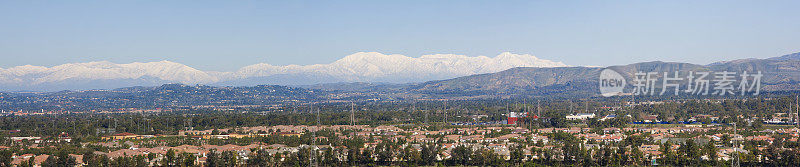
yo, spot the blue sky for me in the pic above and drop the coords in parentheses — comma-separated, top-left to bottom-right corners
(1, 0, 798, 71)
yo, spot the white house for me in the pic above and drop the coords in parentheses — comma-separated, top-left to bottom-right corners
(566, 113, 595, 120)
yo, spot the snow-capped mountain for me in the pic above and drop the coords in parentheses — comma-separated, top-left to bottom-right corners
(0, 61, 217, 84)
(0, 52, 567, 91)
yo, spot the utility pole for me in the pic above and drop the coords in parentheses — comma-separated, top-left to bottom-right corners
(522, 99, 527, 128)
(732, 123, 740, 167)
(585, 100, 589, 113)
(523, 98, 527, 114)
(506, 102, 510, 124)
(411, 101, 417, 124)
(350, 102, 355, 126)
(148, 118, 153, 133)
(444, 100, 448, 124)
(424, 102, 429, 125)
(537, 100, 541, 119)
(310, 104, 320, 167)
(795, 95, 799, 128)
(569, 100, 574, 113)
(188, 117, 192, 131)
(412, 101, 416, 112)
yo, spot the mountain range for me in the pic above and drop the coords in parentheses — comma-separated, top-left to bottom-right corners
(398, 52, 800, 98)
(1, 52, 798, 110)
(0, 52, 567, 91)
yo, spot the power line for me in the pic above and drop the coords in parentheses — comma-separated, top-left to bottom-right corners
(537, 100, 541, 119)
(310, 104, 319, 167)
(444, 100, 448, 124)
(350, 102, 355, 126)
(732, 123, 740, 167)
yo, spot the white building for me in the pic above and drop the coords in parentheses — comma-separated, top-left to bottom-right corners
(566, 113, 595, 120)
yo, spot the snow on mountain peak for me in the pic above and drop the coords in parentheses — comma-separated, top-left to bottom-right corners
(232, 52, 568, 83)
(0, 60, 218, 85)
(0, 52, 568, 90)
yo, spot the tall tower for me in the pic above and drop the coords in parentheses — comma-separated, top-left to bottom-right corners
(537, 100, 541, 119)
(411, 101, 417, 123)
(795, 95, 799, 128)
(310, 104, 320, 167)
(569, 100, 574, 113)
(522, 99, 528, 128)
(424, 102, 429, 125)
(731, 123, 740, 167)
(182, 113, 192, 132)
(506, 103, 510, 124)
(522, 98, 527, 115)
(350, 102, 355, 126)
(585, 100, 589, 113)
(444, 100, 448, 124)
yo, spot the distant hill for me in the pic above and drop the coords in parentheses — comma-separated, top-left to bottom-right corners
(407, 67, 600, 96)
(768, 52, 800, 61)
(405, 57, 800, 97)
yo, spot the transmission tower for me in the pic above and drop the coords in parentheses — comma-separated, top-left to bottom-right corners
(310, 105, 320, 167)
(350, 102, 355, 126)
(525, 99, 530, 129)
(184, 117, 193, 131)
(569, 100, 574, 113)
(522, 99, 527, 128)
(585, 99, 589, 113)
(732, 123, 740, 167)
(444, 100, 448, 124)
(424, 103, 429, 125)
(537, 100, 541, 119)
(506, 102, 510, 124)
(411, 101, 417, 124)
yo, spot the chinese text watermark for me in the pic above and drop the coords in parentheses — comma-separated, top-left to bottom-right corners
(599, 69, 762, 97)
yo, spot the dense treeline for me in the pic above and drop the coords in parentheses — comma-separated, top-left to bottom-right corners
(1, 96, 798, 139)
(1, 130, 798, 166)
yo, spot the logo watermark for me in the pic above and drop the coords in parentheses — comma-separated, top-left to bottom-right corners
(599, 69, 626, 97)
(599, 69, 762, 97)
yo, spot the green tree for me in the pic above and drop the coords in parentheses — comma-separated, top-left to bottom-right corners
(450, 145, 472, 166)
(679, 139, 701, 165)
(181, 153, 196, 167)
(0, 150, 12, 167)
(703, 140, 718, 164)
(163, 149, 178, 167)
(56, 151, 77, 167)
(660, 141, 676, 166)
(510, 144, 525, 165)
(322, 148, 336, 166)
(420, 143, 438, 165)
(41, 156, 58, 167)
(207, 150, 219, 167)
(221, 150, 238, 167)
(18, 158, 34, 167)
(41, 150, 76, 167)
